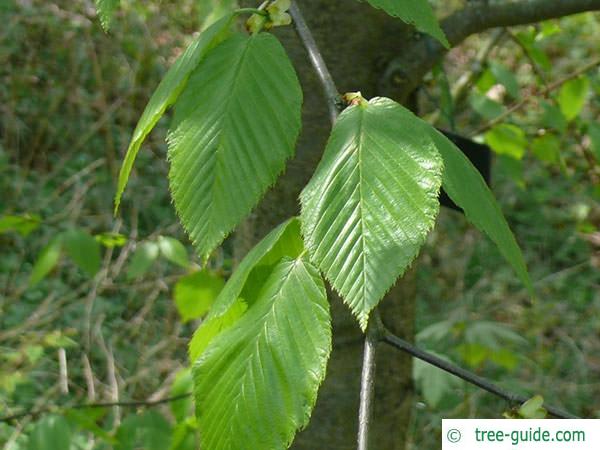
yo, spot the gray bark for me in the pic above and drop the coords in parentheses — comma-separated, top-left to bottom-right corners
(235, 0, 600, 448)
(236, 1, 417, 449)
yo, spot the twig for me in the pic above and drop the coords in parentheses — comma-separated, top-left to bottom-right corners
(0, 393, 192, 424)
(58, 348, 69, 395)
(382, 329, 579, 419)
(82, 353, 97, 401)
(357, 313, 383, 450)
(472, 57, 600, 135)
(289, 2, 343, 124)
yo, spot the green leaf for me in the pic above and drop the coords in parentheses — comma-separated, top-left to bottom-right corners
(62, 229, 102, 276)
(127, 241, 160, 279)
(189, 298, 247, 364)
(476, 69, 496, 93)
(158, 236, 190, 268)
(170, 369, 194, 423)
(174, 270, 224, 322)
(464, 321, 526, 349)
(95, 232, 127, 248)
(168, 32, 302, 259)
(193, 257, 331, 450)
(115, 411, 172, 450)
(362, 0, 449, 47)
(484, 123, 527, 160)
(531, 134, 560, 163)
(489, 62, 520, 99)
(198, 0, 237, 29)
(209, 218, 303, 320)
(64, 409, 115, 444)
(558, 76, 589, 121)
(114, 15, 234, 212)
(301, 97, 442, 329)
(0, 213, 41, 236)
(28, 415, 71, 450)
(416, 320, 455, 343)
(469, 93, 505, 121)
(429, 129, 533, 293)
(413, 352, 462, 407)
(540, 101, 567, 133)
(95, 0, 120, 31)
(587, 122, 600, 162)
(29, 237, 63, 286)
(518, 395, 547, 419)
(515, 30, 550, 71)
(170, 419, 198, 450)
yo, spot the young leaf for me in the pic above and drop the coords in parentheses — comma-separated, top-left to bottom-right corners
(361, 0, 449, 47)
(29, 237, 63, 286)
(95, 232, 127, 248)
(193, 257, 331, 450)
(0, 213, 41, 237)
(301, 97, 442, 330)
(126, 241, 160, 279)
(174, 270, 224, 322)
(114, 15, 234, 212)
(518, 395, 547, 419)
(95, 0, 120, 31)
(158, 236, 190, 268)
(558, 76, 589, 121)
(62, 229, 102, 277)
(168, 32, 302, 259)
(429, 128, 533, 293)
(484, 123, 527, 160)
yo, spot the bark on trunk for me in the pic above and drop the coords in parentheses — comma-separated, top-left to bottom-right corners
(236, 2, 418, 448)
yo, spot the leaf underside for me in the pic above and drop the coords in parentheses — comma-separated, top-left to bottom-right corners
(208, 218, 304, 320)
(168, 32, 302, 259)
(193, 257, 331, 450)
(301, 97, 443, 329)
(428, 128, 533, 294)
(362, 0, 449, 47)
(114, 15, 234, 212)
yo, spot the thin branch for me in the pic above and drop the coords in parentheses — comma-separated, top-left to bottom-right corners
(472, 57, 600, 135)
(0, 393, 192, 424)
(289, 2, 342, 124)
(357, 313, 383, 450)
(382, 330, 579, 419)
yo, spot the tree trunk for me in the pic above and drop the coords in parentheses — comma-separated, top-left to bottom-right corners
(236, 2, 418, 448)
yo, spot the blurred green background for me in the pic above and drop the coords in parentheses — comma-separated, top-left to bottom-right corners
(1, 0, 599, 449)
